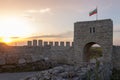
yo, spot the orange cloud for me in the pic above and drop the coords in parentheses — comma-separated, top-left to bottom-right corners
(27, 31, 73, 39)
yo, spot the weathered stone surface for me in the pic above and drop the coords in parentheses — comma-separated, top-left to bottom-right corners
(113, 46, 120, 70)
(0, 19, 120, 80)
(74, 19, 113, 64)
(21, 63, 112, 80)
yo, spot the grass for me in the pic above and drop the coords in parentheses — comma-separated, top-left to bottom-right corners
(89, 47, 120, 80)
(89, 47, 102, 59)
(0, 60, 55, 73)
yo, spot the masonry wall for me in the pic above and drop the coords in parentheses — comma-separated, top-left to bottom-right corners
(0, 43, 74, 65)
(113, 46, 120, 70)
(74, 19, 113, 65)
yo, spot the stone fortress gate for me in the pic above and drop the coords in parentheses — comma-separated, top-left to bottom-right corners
(20, 19, 120, 80)
(73, 19, 113, 65)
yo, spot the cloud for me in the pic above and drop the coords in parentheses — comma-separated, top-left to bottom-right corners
(10, 37, 20, 39)
(27, 31, 73, 39)
(26, 8, 51, 14)
(39, 8, 51, 13)
(59, 31, 73, 38)
(26, 10, 37, 13)
(28, 35, 61, 38)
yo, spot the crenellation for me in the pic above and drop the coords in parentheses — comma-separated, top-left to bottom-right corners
(38, 40, 43, 47)
(60, 41, 64, 47)
(44, 41, 48, 46)
(66, 42, 70, 47)
(27, 41, 32, 47)
(33, 40, 37, 46)
(54, 41, 59, 46)
(26, 40, 74, 48)
(49, 42, 53, 46)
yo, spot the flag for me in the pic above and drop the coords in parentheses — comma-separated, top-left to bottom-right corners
(89, 8, 97, 16)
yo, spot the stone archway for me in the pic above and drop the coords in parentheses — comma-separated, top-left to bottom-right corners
(83, 42, 103, 62)
(74, 19, 113, 65)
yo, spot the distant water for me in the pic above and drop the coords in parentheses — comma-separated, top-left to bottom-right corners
(0, 72, 39, 80)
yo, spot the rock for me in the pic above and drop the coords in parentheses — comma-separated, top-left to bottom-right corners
(21, 63, 111, 80)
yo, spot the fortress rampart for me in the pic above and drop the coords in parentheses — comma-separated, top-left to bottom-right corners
(0, 19, 120, 75)
(0, 40, 74, 65)
(27, 40, 73, 47)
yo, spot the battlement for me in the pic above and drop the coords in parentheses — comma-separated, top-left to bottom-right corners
(27, 40, 73, 47)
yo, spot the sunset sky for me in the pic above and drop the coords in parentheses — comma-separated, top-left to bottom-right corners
(0, 0, 120, 46)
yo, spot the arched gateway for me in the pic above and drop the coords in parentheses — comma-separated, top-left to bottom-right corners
(83, 42, 103, 62)
(74, 19, 113, 65)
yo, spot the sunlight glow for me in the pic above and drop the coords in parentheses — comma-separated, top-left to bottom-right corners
(2, 37, 12, 43)
(0, 16, 34, 38)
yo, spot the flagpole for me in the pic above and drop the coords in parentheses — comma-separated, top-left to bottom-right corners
(96, 6, 98, 20)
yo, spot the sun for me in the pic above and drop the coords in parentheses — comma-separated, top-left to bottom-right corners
(2, 37, 12, 43)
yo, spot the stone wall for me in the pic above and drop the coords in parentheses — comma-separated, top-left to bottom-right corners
(27, 40, 73, 47)
(74, 19, 113, 66)
(0, 44, 74, 65)
(113, 46, 120, 70)
(0, 19, 120, 80)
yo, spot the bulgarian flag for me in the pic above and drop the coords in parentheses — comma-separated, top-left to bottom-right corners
(89, 8, 97, 16)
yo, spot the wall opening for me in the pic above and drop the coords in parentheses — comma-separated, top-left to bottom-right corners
(93, 27, 95, 33)
(83, 42, 103, 63)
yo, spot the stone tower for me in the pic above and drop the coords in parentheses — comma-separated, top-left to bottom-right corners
(74, 19, 113, 65)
